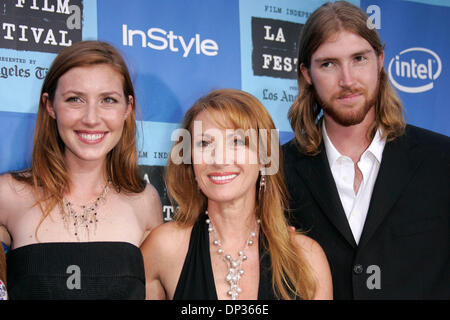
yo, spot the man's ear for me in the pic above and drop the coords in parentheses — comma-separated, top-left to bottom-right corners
(299, 63, 312, 85)
(378, 51, 385, 73)
(43, 93, 56, 119)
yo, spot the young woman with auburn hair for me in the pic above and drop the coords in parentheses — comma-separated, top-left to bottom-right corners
(0, 41, 162, 299)
(141, 89, 332, 300)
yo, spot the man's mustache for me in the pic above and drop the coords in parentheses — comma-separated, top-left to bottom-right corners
(335, 88, 365, 99)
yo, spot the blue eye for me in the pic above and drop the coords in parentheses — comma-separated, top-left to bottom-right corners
(196, 140, 211, 148)
(233, 138, 246, 146)
(103, 97, 118, 104)
(321, 61, 334, 68)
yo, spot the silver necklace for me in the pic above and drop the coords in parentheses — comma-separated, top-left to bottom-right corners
(60, 183, 110, 241)
(205, 210, 260, 300)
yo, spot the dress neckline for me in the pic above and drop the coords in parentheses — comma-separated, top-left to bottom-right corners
(9, 241, 139, 254)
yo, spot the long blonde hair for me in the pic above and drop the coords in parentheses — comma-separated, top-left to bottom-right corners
(166, 89, 316, 299)
(13, 41, 145, 237)
(289, 1, 406, 155)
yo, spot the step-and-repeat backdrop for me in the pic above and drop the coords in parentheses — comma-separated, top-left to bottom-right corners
(1, 0, 448, 220)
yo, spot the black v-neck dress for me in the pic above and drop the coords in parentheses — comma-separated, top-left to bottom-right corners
(173, 214, 277, 300)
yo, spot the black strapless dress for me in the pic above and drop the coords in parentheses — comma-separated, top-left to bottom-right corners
(6, 241, 145, 300)
(173, 214, 277, 300)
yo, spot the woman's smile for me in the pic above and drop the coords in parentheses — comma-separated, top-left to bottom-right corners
(75, 130, 108, 144)
(207, 172, 239, 184)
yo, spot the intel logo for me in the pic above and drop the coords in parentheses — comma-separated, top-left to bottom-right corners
(388, 47, 442, 93)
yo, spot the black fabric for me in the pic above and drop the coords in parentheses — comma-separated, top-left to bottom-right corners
(6, 241, 145, 300)
(174, 214, 278, 300)
(283, 124, 450, 299)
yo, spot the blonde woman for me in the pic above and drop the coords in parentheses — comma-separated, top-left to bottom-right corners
(0, 41, 162, 299)
(141, 89, 332, 300)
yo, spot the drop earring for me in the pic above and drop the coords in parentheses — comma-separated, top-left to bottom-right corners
(259, 174, 266, 193)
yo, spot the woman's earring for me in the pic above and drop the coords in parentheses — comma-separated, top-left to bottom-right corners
(259, 174, 266, 193)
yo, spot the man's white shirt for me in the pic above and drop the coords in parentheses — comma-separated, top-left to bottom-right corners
(322, 121, 386, 244)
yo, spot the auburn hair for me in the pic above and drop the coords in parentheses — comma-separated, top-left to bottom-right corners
(166, 89, 316, 299)
(13, 40, 145, 237)
(289, 1, 406, 155)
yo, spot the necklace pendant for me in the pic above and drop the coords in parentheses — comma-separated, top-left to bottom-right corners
(227, 282, 242, 300)
(206, 212, 260, 300)
(60, 182, 110, 241)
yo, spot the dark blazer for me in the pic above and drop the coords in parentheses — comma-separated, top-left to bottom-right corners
(283, 125, 449, 299)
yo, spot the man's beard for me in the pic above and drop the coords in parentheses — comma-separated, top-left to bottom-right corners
(314, 80, 380, 127)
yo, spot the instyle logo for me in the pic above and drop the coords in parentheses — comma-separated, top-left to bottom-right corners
(122, 24, 219, 58)
(388, 47, 442, 93)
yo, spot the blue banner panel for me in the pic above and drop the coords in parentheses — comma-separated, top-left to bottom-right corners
(0, 111, 35, 174)
(361, 0, 450, 136)
(97, 0, 241, 124)
(404, 0, 450, 7)
(136, 121, 180, 166)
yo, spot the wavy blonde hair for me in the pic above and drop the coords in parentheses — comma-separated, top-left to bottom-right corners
(289, 1, 406, 155)
(166, 89, 316, 299)
(13, 41, 145, 238)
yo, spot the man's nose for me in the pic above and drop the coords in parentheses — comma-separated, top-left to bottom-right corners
(338, 64, 356, 88)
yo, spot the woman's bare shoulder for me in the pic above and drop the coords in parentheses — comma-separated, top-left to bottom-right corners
(0, 173, 17, 192)
(292, 233, 329, 264)
(294, 233, 320, 251)
(141, 182, 161, 202)
(0, 173, 34, 214)
(126, 181, 160, 205)
(122, 182, 163, 233)
(140, 182, 163, 225)
(141, 221, 191, 255)
(0, 172, 32, 195)
(141, 220, 193, 299)
(293, 232, 333, 299)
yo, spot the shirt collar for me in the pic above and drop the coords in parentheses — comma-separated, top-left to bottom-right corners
(322, 121, 386, 166)
(365, 127, 385, 163)
(322, 120, 342, 169)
